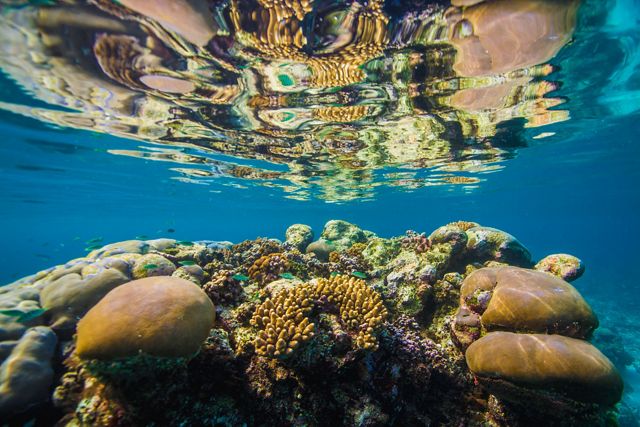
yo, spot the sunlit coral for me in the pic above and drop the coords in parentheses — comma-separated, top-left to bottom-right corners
(248, 253, 289, 286)
(314, 276, 387, 351)
(250, 283, 315, 358)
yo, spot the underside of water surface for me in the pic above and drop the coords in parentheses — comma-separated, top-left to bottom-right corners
(0, 0, 639, 426)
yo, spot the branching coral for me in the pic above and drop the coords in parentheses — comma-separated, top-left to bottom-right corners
(248, 253, 289, 286)
(250, 275, 388, 357)
(250, 284, 315, 358)
(314, 276, 387, 351)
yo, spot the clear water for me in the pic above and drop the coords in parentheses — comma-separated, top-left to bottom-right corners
(0, 0, 639, 423)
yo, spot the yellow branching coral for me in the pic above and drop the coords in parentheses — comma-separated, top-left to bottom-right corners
(314, 276, 387, 351)
(248, 253, 289, 286)
(447, 221, 479, 231)
(250, 284, 315, 357)
(312, 106, 371, 123)
(250, 275, 387, 357)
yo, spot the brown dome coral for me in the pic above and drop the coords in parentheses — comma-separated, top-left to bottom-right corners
(466, 332, 623, 405)
(76, 276, 215, 360)
(459, 266, 597, 338)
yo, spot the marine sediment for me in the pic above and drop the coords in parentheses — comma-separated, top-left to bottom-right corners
(0, 220, 623, 425)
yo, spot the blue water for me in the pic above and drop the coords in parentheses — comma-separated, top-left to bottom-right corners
(1, 0, 639, 422)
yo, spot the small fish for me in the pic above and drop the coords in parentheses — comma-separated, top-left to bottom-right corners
(143, 264, 158, 270)
(177, 240, 194, 246)
(232, 274, 249, 282)
(85, 237, 103, 244)
(17, 308, 47, 322)
(35, 254, 51, 260)
(85, 244, 103, 251)
(135, 235, 148, 240)
(0, 308, 47, 323)
(279, 273, 295, 280)
(352, 271, 368, 279)
(167, 228, 176, 233)
(179, 260, 196, 266)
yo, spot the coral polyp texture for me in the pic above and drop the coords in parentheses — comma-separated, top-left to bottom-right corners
(0, 220, 625, 425)
(247, 252, 289, 286)
(313, 276, 387, 351)
(250, 283, 315, 358)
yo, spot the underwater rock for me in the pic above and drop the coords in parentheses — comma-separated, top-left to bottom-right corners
(465, 226, 532, 266)
(132, 253, 177, 279)
(87, 239, 149, 259)
(320, 220, 371, 252)
(305, 239, 335, 262)
(0, 326, 57, 417)
(41, 268, 130, 332)
(466, 331, 623, 405)
(172, 264, 206, 285)
(76, 276, 215, 360)
(535, 253, 584, 282)
(362, 238, 400, 267)
(460, 266, 598, 338)
(285, 223, 314, 252)
(0, 286, 43, 342)
(80, 257, 131, 279)
(428, 224, 468, 257)
(145, 238, 177, 252)
(197, 240, 233, 251)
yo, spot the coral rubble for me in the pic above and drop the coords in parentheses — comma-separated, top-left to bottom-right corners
(0, 220, 624, 425)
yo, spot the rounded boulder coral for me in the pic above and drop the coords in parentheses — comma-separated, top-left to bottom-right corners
(76, 276, 215, 360)
(466, 331, 623, 405)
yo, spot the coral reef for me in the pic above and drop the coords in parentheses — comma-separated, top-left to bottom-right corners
(0, 220, 622, 425)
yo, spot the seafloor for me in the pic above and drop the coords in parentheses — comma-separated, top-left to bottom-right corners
(0, 220, 626, 426)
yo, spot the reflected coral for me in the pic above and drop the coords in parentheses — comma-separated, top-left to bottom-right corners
(0, 0, 579, 201)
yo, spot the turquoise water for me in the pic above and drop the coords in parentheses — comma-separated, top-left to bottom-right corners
(1, 0, 639, 424)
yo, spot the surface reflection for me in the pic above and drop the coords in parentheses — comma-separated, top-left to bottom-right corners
(0, 0, 578, 200)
